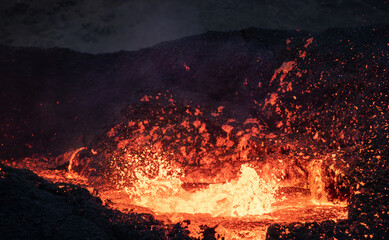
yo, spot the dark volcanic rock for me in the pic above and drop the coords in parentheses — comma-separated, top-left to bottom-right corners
(0, 164, 189, 240)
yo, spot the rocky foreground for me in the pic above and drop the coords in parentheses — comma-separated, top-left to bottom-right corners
(0, 164, 193, 240)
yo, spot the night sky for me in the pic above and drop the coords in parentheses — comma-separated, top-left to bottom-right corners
(0, 0, 388, 53)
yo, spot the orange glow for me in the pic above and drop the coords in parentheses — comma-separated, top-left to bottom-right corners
(5, 92, 351, 239)
(270, 61, 296, 83)
(304, 37, 314, 48)
(123, 163, 278, 217)
(184, 63, 190, 71)
(67, 147, 86, 172)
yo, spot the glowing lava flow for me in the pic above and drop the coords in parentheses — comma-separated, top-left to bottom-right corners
(125, 163, 278, 217)
(6, 147, 349, 240)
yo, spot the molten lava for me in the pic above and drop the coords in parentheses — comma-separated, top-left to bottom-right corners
(5, 93, 353, 239)
(126, 163, 278, 217)
(8, 147, 348, 239)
